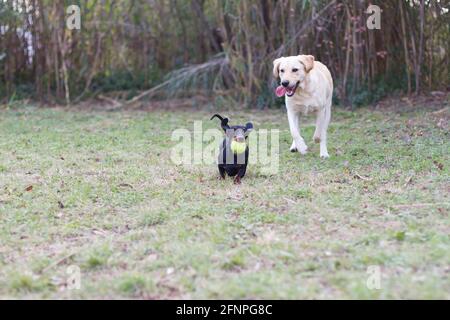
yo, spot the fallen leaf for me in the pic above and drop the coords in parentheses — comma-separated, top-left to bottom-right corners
(354, 173, 372, 181)
(92, 228, 108, 236)
(433, 161, 444, 171)
(404, 175, 414, 186)
(118, 183, 134, 189)
(166, 267, 175, 275)
(436, 118, 447, 129)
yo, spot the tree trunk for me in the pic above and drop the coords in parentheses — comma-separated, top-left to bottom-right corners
(416, 0, 425, 95)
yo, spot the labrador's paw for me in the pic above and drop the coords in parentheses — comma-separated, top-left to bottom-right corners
(290, 141, 297, 153)
(298, 145, 308, 155)
(320, 152, 330, 159)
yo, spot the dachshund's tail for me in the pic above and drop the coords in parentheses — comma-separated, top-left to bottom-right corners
(210, 114, 224, 121)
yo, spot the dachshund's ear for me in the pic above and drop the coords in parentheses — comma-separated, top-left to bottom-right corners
(273, 57, 283, 78)
(221, 118, 230, 131)
(245, 122, 253, 133)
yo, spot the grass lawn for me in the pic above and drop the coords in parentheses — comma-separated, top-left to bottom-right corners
(0, 104, 449, 299)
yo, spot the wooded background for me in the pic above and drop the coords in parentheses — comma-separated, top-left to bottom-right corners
(0, 0, 448, 107)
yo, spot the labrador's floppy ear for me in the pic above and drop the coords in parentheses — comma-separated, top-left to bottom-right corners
(245, 122, 253, 134)
(298, 55, 315, 73)
(272, 58, 283, 78)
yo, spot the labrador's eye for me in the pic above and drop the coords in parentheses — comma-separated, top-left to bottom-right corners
(292, 68, 298, 72)
(280, 69, 285, 73)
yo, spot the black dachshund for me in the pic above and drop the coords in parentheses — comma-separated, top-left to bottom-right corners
(211, 114, 253, 184)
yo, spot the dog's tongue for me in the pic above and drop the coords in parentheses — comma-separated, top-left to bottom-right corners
(275, 86, 286, 97)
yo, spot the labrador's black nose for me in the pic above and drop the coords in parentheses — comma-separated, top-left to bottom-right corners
(281, 80, 289, 87)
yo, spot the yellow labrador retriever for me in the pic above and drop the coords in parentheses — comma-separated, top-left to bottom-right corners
(273, 55, 333, 158)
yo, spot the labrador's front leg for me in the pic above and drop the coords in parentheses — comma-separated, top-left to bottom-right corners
(314, 105, 330, 158)
(287, 108, 308, 154)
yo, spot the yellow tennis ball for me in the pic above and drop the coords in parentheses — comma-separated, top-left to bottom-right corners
(230, 140, 246, 154)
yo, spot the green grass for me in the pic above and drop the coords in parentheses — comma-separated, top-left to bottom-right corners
(0, 105, 449, 299)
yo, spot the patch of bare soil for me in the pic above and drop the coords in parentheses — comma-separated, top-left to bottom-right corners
(42, 92, 211, 112)
(373, 91, 449, 114)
